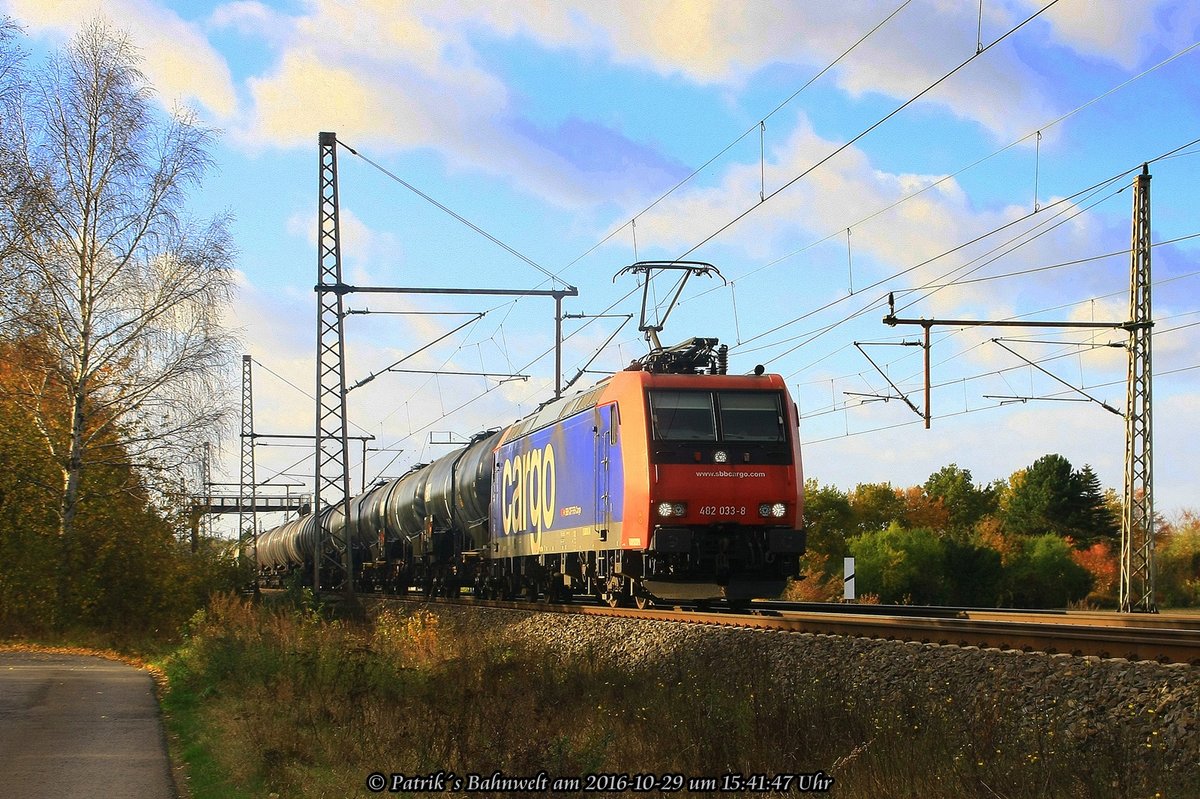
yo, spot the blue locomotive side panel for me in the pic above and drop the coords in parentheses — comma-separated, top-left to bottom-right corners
(490, 403, 624, 558)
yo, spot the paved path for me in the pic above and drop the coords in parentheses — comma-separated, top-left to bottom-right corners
(0, 651, 176, 799)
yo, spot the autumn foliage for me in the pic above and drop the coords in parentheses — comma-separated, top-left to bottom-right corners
(0, 337, 237, 641)
(793, 458, 1195, 609)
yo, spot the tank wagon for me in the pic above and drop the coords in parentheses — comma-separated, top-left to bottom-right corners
(254, 338, 805, 606)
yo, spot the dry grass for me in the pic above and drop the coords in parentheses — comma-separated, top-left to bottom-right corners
(160, 594, 1196, 799)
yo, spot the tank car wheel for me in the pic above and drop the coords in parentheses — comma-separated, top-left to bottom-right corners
(543, 577, 567, 604)
(633, 593, 652, 610)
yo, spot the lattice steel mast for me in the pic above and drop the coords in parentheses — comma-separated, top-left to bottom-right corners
(310, 133, 578, 597)
(201, 442, 212, 541)
(1121, 165, 1155, 613)
(883, 166, 1158, 612)
(238, 355, 256, 565)
(314, 132, 356, 597)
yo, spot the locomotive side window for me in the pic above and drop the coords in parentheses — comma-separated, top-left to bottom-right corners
(717, 392, 785, 442)
(649, 390, 717, 441)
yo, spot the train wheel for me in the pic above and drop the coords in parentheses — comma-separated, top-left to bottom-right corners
(633, 593, 651, 610)
(600, 576, 625, 608)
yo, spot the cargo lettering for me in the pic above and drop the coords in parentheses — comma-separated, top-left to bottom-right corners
(500, 443, 556, 536)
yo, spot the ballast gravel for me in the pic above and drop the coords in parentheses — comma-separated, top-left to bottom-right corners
(410, 603, 1199, 774)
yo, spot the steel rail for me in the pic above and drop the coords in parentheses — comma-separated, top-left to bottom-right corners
(750, 600, 1200, 630)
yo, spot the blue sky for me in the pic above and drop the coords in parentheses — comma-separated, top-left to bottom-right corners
(5, 0, 1199, 521)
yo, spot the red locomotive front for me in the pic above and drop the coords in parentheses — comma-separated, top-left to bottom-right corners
(607, 368, 806, 602)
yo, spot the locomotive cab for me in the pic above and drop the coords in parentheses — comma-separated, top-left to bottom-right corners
(630, 372, 806, 601)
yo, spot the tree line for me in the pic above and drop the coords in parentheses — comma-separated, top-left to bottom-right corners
(791, 456, 1200, 608)
(0, 21, 239, 640)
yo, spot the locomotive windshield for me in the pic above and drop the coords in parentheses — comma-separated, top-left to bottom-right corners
(650, 390, 786, 443)
(718, 392, 785, 442)
(649, 390, 717, 441)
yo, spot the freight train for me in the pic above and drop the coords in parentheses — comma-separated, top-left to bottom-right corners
(253, 338, 805, 606)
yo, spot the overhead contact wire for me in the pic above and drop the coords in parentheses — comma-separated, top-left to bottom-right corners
(683, 36, 1200, 305)
(338, 140, 571, 290)
(554, 0, 914, 278)
(669, 0, 1064, 264)
(733, 135, 1200, 358)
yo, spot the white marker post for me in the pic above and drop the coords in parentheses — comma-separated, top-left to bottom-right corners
(844, 557, 855, 602)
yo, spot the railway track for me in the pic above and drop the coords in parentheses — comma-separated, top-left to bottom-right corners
(358, 594, 1200, 665)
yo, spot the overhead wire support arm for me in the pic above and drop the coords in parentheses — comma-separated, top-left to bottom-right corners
(880, 292, 1132, 428)
(378, 368, 530, 383)
(852, 341, 924, 420)
(884, 315, 1132, 331)
(983, 395, 1091, 406)
(991, 337, 1126, 348)
(844, 391, 912, 404)
(252, 432, 376, 442)
(338, 286, 579, 399)
(343, 286, 577, 298)
(347, 313, 485, 393)
(989, 339, 1122, 415)
(562, 313, 635, 393)
(345, 309, 484, 316)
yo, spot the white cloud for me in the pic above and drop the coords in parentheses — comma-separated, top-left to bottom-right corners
(455, 0, 1059, 140)
(202, 0, 1073, 208)
(1019, 0, 1200, 70)
(3, 0, 238, 117)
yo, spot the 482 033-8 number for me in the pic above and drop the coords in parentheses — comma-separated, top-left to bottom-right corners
(698, 505, 747, 517)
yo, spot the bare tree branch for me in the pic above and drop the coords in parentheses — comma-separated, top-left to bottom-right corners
(0, 19, 237, 556)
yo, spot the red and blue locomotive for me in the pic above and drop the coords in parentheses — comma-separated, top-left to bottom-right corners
(255, 337, 806, 605)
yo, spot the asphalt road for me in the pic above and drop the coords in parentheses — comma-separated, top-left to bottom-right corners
(0, 651, 176, 799)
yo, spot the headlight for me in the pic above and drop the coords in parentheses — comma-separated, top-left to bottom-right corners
(713, 450, 728, 463)
(758, 503, 771, 517)
(771, 502, 787, 518)
(657, 502, 687, 518)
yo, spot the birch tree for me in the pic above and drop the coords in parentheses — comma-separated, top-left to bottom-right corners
(0, 21, 236, 617)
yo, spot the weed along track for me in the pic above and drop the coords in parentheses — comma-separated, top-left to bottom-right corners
(177, 593, 1198, 797)
(372, 594, 1200, 665)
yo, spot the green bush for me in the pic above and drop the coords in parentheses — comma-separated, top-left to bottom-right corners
(1157, 517, 1200, 607)
(942, 539, 1004, 607)
(849, 524, 946, 604)
(1003, 534, 1093, 608)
